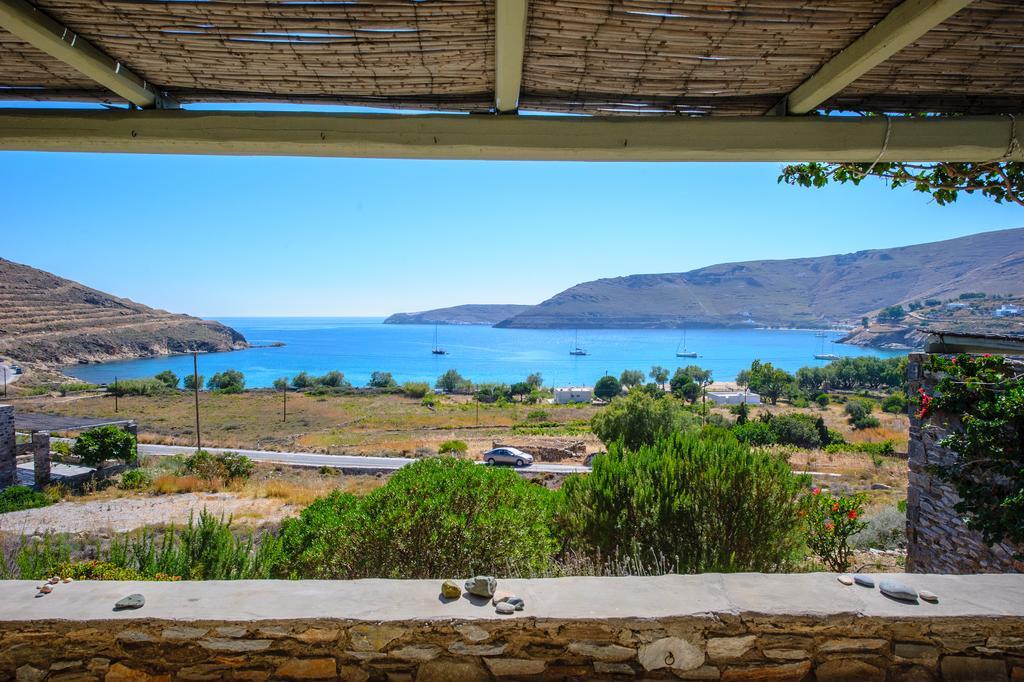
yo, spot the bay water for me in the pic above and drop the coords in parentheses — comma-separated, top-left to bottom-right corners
(64, 317, 902, 389)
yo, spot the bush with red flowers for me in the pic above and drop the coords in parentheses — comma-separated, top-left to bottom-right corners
(804, 488, 867, 571)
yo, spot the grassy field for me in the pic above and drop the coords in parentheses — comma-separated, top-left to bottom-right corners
(19, 390, 604, 458)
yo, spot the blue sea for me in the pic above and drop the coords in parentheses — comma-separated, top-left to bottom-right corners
(64, 317, 902, 389)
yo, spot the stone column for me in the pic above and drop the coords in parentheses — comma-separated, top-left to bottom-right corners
(32, 431, 51, 488)
(0, 404, 15, 487)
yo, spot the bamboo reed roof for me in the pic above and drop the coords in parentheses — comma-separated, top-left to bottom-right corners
(2, 0, 1023, 116)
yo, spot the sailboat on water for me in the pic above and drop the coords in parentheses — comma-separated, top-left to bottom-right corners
(814, 336, 839, 361)
(676, 327, 698, 358)
(569, 329, 588, 356)
(431, 324, 448, 355)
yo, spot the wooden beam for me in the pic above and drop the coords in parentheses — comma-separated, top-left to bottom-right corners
(0, 0, 172, 109)
(0, 110, 1020, 162)
(784, 0, 973, 115)
(494, 0, 528, 113)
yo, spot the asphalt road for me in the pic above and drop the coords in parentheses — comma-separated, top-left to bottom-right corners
(135, 443, 591, 475)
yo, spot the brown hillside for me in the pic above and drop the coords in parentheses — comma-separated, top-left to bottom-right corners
(0, 258, 247, 368)
(496, 228, 1024, 329)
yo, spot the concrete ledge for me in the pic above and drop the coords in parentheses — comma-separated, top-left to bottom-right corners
(2, 574, 1024, 680)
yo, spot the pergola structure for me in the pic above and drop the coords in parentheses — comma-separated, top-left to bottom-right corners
(0, 0, 1022, 161)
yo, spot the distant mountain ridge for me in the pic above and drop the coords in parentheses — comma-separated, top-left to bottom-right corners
(495, 228, 1024, 329)
(0, 258, 247, 369)
(384, 304, 532, 326)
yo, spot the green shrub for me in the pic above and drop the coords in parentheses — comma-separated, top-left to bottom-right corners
(824, 440, 895, 456)
(558, 431, 809, 573)
(72, 425, 136, 467)
(119, 469, 152, 491)
(594, 375, 622, 401)
(0, 485, 52, 513)
(278, 457, 558, 579)
(526, 408, 550, 422)
(851, 505, 906, 551)
(184, 450, 254, 482)
(368, 371, 398, 389)
(58, 382, 97, 396)
(881, 392, 908, 414)
(103, 510, 282, 580)
(845, 398, 880, 429)
(589, 391, 695, 450)
(438, 439, 468, 456)
(815, 394, 830, 408)
(51, 440, 72, 461)
(207, 369, 245, 393)
(54, 560, 151, 581)
(435, 369, 472, 394)
(154, 370, 179, 390)
(731, 420, 775, 446)
(805, 489, 867, 571)
(420, 392, 439, 408)
(109, 378, 168, 397)
(402, 382, 430, 398)
(183, 374, 204, 391)
(768, 413, 824, 449)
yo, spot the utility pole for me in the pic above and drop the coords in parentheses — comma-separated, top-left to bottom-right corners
(193, 352, 201, 452)
(114, 376, 118, 413)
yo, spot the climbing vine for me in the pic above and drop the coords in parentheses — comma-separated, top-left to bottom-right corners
(917, 354, 1024, 548)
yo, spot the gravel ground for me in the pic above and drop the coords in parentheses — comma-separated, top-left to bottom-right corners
(0, 493, 294, 535)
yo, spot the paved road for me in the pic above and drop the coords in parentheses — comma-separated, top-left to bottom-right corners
(135, 443, 591, 475)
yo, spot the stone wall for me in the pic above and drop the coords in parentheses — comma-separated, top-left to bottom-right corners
(0, 404, 14, 487)
(906, 353, 1024, 574)
(2, 574, 1023, 681)
(492, 437, 587, 462)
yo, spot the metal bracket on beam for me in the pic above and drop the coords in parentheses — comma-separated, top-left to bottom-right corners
(0, 0, 173, 109)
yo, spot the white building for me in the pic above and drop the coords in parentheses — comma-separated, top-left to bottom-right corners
(994, 304, 1021, 318)
(946, 302, 968, 310)
(553, 386, 593, 404)
(706, 391, 761, 406)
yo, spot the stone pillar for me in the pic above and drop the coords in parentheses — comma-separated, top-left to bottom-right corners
(0, 404, 15, 487)
(32, 431, 51, 488)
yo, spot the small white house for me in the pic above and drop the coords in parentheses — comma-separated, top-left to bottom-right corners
(706, 391, 761, 406)
(994, 304, 1021, 318)
(553, 386, 593, 404)
(946, 302, 968, 310)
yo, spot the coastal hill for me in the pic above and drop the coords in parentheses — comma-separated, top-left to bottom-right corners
(0, 258, 247, 369)
(384, 304, 531, 326)
(495, 228, 1024, 329)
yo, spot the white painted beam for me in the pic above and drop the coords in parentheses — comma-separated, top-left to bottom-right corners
(494, 0, 528, 113)
(784, 0, 973, 115)
(1, 110, 1020, 162)
(0, 0, 172, 108)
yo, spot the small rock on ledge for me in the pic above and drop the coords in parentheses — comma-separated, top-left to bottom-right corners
(464, 576, 497, 598)
(441, 580, 461, 599)
(114, 594, 145, 611)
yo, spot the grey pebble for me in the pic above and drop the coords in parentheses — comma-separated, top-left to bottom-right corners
(853, 575, 875, 588)
(506, 597, 525, 611)
(837, 575, 853, 585)
(879, 579, 918, 602)
(495, 602, 516, 615)
(464, 576, 497, 598)
(919, 590, 939, 603)
(114, 593, 145, 611)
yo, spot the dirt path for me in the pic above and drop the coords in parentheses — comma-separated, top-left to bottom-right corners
(0, 493, 296, 535)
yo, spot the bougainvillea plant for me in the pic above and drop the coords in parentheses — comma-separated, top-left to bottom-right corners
(918, 353, 1024, 548)
(804, 488, 867, 572)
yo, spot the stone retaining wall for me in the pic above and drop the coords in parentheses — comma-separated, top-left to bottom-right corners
(1, 574, 1023, 681)
(0, 404, 14, 487)
(906, 353, 1024, 574)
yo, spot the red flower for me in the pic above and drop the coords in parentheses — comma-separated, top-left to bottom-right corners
(983, 353, 992, 358)
(812, 487, 821, 496)
(848, 510, 858, 520)
(832, 502, 840, 512)
(825, 522, 834, 532)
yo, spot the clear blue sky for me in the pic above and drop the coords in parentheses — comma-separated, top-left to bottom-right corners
(2, 106, 1021, 317)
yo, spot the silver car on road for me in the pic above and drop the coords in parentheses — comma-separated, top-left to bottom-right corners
(483, 447, 534, 468)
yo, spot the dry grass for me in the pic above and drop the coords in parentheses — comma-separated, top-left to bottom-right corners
(150, 474, 217, 495)
(20, 391, 603, 458)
